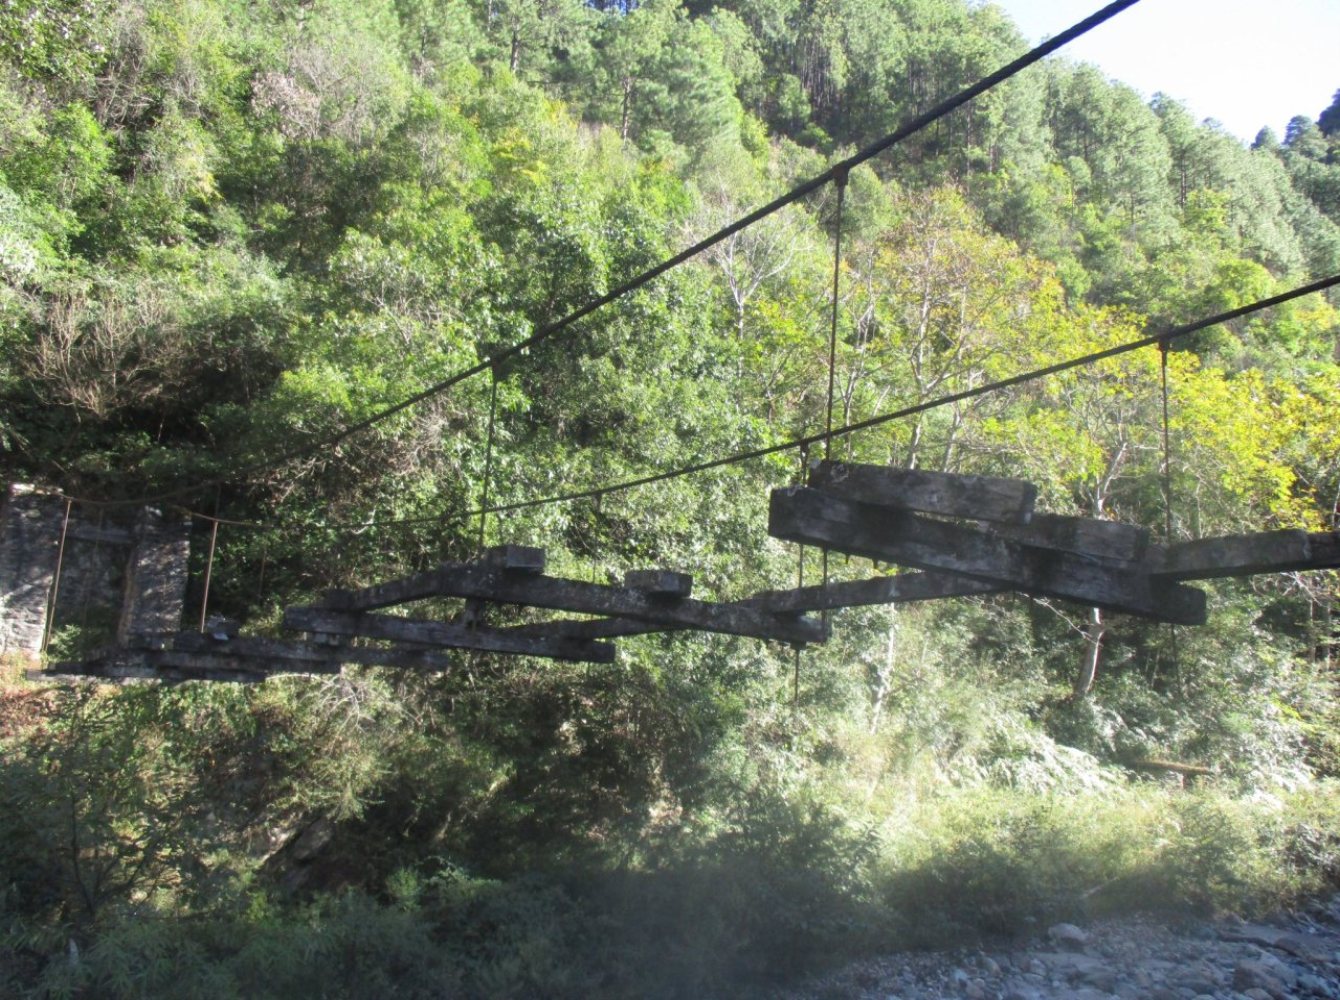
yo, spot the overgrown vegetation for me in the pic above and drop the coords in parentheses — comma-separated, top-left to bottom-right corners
(2, 0, 1338, 995)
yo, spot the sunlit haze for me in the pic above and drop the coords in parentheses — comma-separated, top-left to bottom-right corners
(991, 0, 1340, 142)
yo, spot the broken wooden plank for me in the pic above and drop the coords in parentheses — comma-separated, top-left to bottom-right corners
(988, 514, 1150, 562)
(769, 487, 1206, 625)
(809, 459, 1037, 523)
(321, 566, 826, 645)
(1150, 530, 1340, 581)
(624, 569, 693, 597)
(284, 606, 617, 663)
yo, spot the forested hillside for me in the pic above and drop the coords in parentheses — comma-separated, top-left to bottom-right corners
(2, 0, 1339, 996)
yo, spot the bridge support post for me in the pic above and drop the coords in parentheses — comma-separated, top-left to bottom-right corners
(0, 484, 66, 664)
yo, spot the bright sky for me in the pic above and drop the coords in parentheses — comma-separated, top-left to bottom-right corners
(991, 0, 1340, 143)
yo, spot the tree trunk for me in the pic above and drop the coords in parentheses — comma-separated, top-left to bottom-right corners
(620, 77, 633, 142)
(1074, 606, 1105, 699)
(868, 610, 898, 735)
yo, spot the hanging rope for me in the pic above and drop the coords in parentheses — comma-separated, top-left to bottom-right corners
(793, 443, 810, 709)
(1157, 337, 1180, 681)
(819, 168, 850, 632)
(824, 167, 849, 461)
(478, 366, 501, 550)
(1158, 338, 1175, 542)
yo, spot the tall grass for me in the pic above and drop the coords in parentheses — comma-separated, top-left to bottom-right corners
(10, 780, 1340, 999)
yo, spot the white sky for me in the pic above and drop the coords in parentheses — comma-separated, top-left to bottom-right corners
(991, 0, 1340, 143)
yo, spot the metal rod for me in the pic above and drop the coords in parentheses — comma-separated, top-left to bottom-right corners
(199, 519, 220, 633)
(41, 498, 73, 654)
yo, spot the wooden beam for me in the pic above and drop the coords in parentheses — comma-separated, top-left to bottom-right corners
(809, 460, 1036, 523)
(324, 549, 547, 612)
(988, 514, 1150, 561)
(484, 544, 546, 573)
(171, 632, 462, 671)
(769, 487, 1206, 625)
(505, 572, 1007, 640)
(172, 632, 337, 662)
(745, 572, 1008, 613)
(321, 566, 826, 646)
(1150, 530, 1340, 581)
(624, 569, 693, 597)
(157, 650, 343, 676)
(33, 654, 270, 685)
(285, 607, 617, 663)
(506, 616, 675, 640)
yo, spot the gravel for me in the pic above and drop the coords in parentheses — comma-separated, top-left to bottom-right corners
(775, 894, 1340, 1000)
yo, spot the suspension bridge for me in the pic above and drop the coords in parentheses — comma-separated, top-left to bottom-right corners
(3, 0, 1336, 684)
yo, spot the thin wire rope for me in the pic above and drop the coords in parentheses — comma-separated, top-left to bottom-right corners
(158, 270, 1340, 539)
(795, 442, 809, 592)
(64, 0, 1143, 512)
(1159, 341, 1175, 543)
(46, 272, 1340, 543)
(793, 444, 807, 710)
(1158, 338, 1181, 681)
(824, 169, 849, 460)
(821, 169, 850, 622)
(478, 369, 501, 549)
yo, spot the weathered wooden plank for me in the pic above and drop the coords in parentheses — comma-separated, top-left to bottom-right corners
(505, 572, 1007, 640)
(326, 549, 546, 612)
(506, 616, 674, 640)
(34, 654, 268, 685)
(322, 566, 826, 645)
(809, 460, 1037, 523)
(166, 644, 479, 675)
(320, 568, 456, 611)
(988, 514, 1150, 561)
(745, 572, 1008, 613)
(285, 606, 617, 663)
(484, 544, 546, 573)
(158, 650, 343, 676)
(172, 633, 434, 670)
(769, 487, 1206, 625)
(172, 632, 334, 662)
(1150, 530, 1340, 581)
(624, 569, 693, 597)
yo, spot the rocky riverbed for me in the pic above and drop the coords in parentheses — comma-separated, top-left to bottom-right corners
(777, 895, 1340, 1000)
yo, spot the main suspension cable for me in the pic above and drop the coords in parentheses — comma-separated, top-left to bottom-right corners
(452, 272, 1340, 524)
(106, 271, 1338, 540)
